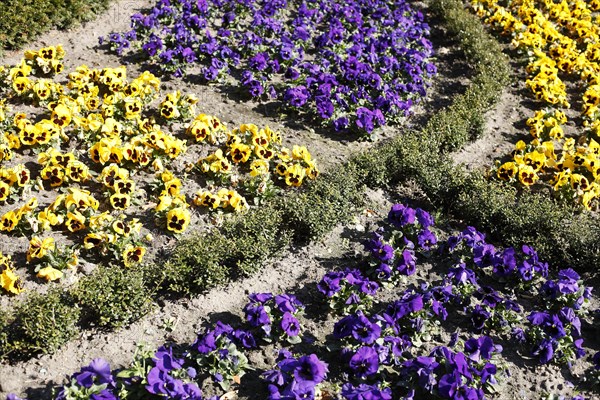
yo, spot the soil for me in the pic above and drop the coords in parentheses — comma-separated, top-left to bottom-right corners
(0, 0, 598, 399)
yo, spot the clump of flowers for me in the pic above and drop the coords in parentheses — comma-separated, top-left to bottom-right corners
(526, 307, 585, 365)
(525, 268, 592, 365)
(83, 212, 147, 268)
(0, 164, 32, 202)
(261, 349, 329, 400)
(36, 189, 99, 233)
(159, 90, 198, 122)
(116, 345, 202, 399)
(26, 235, 78, 282)
(193, 124, 318, 211)
(363, 204, 437, 283)
(23, 45, 65, 76)
(0, 251, 23, 294)
(243, 292, 304, 344)
(55, 358, 118, 400)
(38, 149, 91, 188)
(192, 321, 254, 390)
(98, 164, 137, 211)
(446, 227, 549, 287)
(152, 170, 191, 235)
(399, 338, 502, 400)
(474, 0, 600, 210)
(0, 197, 39, 233)
(102, 0, 436, 136)
(318, 268, 379, 315)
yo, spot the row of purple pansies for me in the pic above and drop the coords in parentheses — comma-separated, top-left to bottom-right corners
(102, 0, 436, 136)
(9, 203, 597, 399)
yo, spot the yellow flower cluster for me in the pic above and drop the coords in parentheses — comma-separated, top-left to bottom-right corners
(159, 90, 198, 121)
(0, 251, 23, 294)
(84, 213, 146, 268)
(0, 198, 37, 232)
(193, 188, 249, 213)
(99, 164, 136, 210)
(38, 188, 99, 233)
(0, 44, 320, 292)
(0, 164, 31, 201)
(26, 236, 78, 282)
(194, 122, 318, 208)
(473, 0, 600, 209)
(154, 170, 191, 234)
(38, 149, 90, 187)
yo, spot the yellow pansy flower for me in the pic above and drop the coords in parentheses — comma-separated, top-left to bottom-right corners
(1, 266, 23, 294)
(155, 193, 174, 212)
(230, 142, 252, 163)
(36, 266, 63, 282)
(292, 145, 312, 163)
(122, 245, 146, 267)
(114, 178, 135, 196)
(187, 119, 211, 142)
(285, 164, 306, 187)
(570, 173, 590, 192)
(38, 209, 64, 231)
(66, 211, 86, 232)
(13, 76, 31, 95)
(249, 159, 270, 177)
(110, 193, 131, 210)
(166, 207, 190, 234)
(229, 192, 249, 212)
(160, 100, 180, 119)
(518, 165, 539, 186)
(305, 160, 319, 180)
(66, 161, 90, 182)
(194, 190, 221, 209)
(83, 232, 105, 249)
(524, 151, 546, 171)
(0, 182, 10, 202)
(0, 210, 19, 232)
(27, 236, 55, 262)
(50, 103, 72, 128)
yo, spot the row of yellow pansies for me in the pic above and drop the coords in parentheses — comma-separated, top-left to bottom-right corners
(0, 45, 319, 295)
(472, 0, 600, 209)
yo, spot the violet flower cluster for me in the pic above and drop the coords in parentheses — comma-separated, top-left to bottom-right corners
(399, 337, 502, 400)
(444, 227, 592, 365)
(446, 228, 549, 285)
(243, 292, 304, 344)
(192, 321, 255, 390)
(55, 359, 118, 400)
(317, 267, 379, 315)
(102, 0, 436, 135)
(363, 204, 437, 283)
(143, 346, 203, 399)
(54, 347, 204, 400)
(12, 203, 598, 400)
(261, 349, 329, 400)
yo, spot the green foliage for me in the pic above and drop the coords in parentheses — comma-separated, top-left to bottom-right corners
(427, 0, 510, 151)
(155, 230, 230, 295)
(279, 163, 366, 243)
(6, 289, 79, 358)
(72, 265, 154, 329)
(0, 309, 10, 359)
(220, 206, 292, 278)
(0, 0, 112, 50)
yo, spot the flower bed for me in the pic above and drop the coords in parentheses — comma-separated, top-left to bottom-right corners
(0, 45, 318, 295)
(103, 0, 436, 136)
(470, 0, 600, 210)
(11, 204, 597, 399)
